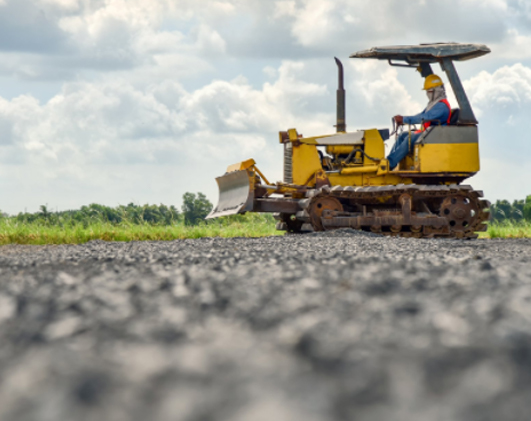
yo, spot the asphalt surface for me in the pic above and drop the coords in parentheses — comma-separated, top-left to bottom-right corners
(0, 230, 530, 421)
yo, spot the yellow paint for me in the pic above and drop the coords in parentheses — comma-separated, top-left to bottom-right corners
(400, 154, 417, 171)
(363, 129, 385, 164)
(253, 166, 271, 185)
(328, 172, 412, 187)
(288, 128, 299, 140)
(341, 165, 379, 175)
(326, 145, 356, 155)
(270, 126, 477, 195)
(226, 159, 256, 173)
(419, 143, 479, 173)
(369, 174, 413, 185)
(292, 143, 322, 186)
(323, 129, 384, 157)
(376, 160, 389, 176)
(328, 172, 363, 186)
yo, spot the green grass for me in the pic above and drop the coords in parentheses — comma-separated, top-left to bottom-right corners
(481, 220, 531, 239)
(0, 213, 529, 245)
(0, 213, 280, 245)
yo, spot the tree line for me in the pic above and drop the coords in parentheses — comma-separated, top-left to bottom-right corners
(490, 196, 531, 222)
(3, 192, 214, 226)
(4, 193, 530, 226)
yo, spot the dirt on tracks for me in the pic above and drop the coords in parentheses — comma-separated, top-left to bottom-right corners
(0, 230, 530, 421)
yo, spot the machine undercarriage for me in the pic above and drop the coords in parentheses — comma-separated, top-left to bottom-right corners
(276, 184, 490, 239)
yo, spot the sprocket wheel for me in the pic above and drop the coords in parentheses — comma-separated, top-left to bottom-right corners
(439, 195, 478, 234)
(308, 196, 343, 231)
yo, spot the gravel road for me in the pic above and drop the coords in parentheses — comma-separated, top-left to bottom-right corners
(0, 230, 530, 421)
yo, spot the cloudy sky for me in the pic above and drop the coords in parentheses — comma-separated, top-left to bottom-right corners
(0, 0, 530, 214)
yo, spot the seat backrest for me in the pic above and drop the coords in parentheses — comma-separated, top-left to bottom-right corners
(449, 108, 460, 125)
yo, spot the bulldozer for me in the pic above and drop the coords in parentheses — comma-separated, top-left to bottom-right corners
(207, 43, 491, 239)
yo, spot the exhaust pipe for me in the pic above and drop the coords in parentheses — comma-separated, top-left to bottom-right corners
(334, 57, 346, 133)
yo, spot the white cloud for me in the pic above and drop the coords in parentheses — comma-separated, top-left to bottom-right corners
(39, 0, 80, 12)
(0, 0, 227, 80)
(508, 0, 531, 23)
(0, 60, 333, 213)
(274, 1, 296, 18)
(489, 29, 531, 60)
(349, 60, 421, 117)
(194, 24, 227, 55)
(0, 0, 67, 53)
(466, 63, 531, 116)
(274, 0, 510, 51)
(471, 158, 531, 204)
(0, 0, 530, 213)
(462, 63, 531, 202)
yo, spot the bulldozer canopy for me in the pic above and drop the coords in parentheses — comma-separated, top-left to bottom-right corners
(350, 43, 490, 63)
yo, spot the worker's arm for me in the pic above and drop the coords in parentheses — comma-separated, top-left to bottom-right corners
(403, 102, 450, 125)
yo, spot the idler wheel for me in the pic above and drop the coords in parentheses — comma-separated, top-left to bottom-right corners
(308, 196, 343, 231)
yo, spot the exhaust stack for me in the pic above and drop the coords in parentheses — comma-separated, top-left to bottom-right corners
(334, 57, 346, 133)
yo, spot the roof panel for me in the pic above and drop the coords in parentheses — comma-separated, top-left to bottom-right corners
(350, 43, 490, 62)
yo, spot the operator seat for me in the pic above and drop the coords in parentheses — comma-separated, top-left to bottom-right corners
(399, 108, 461, 170)
(449, 108, 460, 125)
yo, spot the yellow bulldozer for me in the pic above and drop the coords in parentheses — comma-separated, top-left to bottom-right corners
(207, 43, 491, 239)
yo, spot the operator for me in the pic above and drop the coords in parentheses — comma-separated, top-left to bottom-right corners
(387, 74, 452, 170)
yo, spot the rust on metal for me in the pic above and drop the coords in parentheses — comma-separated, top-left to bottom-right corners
(292, 184, 491, 238)
(254, 199, 300, 214)
(279, 131, 289, 143)
(398, 194, 412, 225)
(308, 196, 343, 231)
(314, 169, 332, 189)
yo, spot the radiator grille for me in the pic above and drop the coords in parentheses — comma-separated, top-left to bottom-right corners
(283, 142, 293, 183)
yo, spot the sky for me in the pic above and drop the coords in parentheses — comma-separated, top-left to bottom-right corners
(0, 0, 531, 214)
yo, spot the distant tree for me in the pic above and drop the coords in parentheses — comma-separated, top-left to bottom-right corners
(524, 195, 531, 222)
(80, 203, 122, 224)
(182, 192, 213, 225)
(490, 198, 531, 222)
(491, 200, 512, 222)
(118, 203, 180, 225)
(39, 205, 50, 219)
(498, 200, 512, 219)
(157, 204, 180, 225)
(511, 200, 525, 221)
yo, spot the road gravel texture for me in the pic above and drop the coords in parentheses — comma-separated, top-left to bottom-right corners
(0, 230, 531, 421)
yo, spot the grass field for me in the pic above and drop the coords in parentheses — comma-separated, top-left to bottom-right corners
(0, 213, 280, 245)
(0, 216, 529, 245)
(482, 220, 531, 239)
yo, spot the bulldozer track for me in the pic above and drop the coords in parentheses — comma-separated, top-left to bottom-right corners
(298, 184, 490, 239)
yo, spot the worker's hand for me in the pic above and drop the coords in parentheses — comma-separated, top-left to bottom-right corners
(393, 115, 404, 126)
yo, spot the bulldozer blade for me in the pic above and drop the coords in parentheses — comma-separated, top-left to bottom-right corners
(206, 170, 255, 219)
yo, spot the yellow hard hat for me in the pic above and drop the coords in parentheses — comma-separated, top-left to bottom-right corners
(423, 74, 444, 90)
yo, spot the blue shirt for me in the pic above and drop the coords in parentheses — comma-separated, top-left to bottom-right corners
(403, 101, 450, 126)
